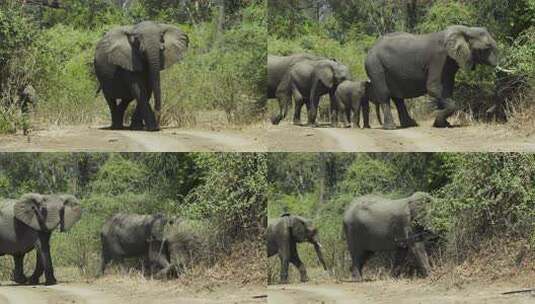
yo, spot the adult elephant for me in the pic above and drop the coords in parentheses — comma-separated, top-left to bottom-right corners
(278, 59, 351, 126)
(365, 25, 498, 129)
(94, 21, 189, 131)
(268, 53, 323, 125)
(334, 80, 382, 128)
(267, 213, 327, 284)
(342, 192, 435, 281)
(0, 193, 82, 285)
(100, 213, 176, 278)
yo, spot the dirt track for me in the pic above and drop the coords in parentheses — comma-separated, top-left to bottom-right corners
(0, 121, 534, 152)
(268, 280, 535, 304)
(0, 282, 266, 304)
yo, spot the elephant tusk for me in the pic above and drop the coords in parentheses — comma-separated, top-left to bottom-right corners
(315, 242, 323, 249)
(496, 66, 516, 74)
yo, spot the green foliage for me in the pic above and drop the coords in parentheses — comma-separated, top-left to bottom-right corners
(416, 2, 477, 33)
(184, 153, 267, 243)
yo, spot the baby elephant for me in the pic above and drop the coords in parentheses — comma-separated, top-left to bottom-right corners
(100, 213, 175, 277)
(267, 213, 327, 284)
(334, 80, 381, 128)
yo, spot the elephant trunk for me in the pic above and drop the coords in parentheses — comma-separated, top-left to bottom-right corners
(313, 241, 328, 271)
(147, 49, 162, 127)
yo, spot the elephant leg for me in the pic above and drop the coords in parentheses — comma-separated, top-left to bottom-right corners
(409, 242, 431, 277)
(433, 98, 457, 128)
(392, 248, 408, 278)
(129, 101, 145, 131)
(306, 97, 320, 127)
(361, 98, 371, 129)
(349, 250, 367, 282)
(28, 251, 44, 285)
(130, 82, 158, 131)
(279, 255, 290, 284)
(35, 232, 57, 285)
(99, 247, 111, 276)
(393, 98, 417, 128)
(12, 254, 27, 284)
(329, 92, 338, 127)
(105, 97, 123, 130)
(289, 246, 308, 283)
(292, 88, 305, 125)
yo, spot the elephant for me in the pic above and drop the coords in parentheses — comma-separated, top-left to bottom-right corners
(268, 53, 324, 125)
(267, 213, 327, 284)
(94, 21, 189, 131)
(342, 192, 435, 281)
(100, 213, 177, 278)
(277, 59, 351, 126)
(365, 25, 498, 129)
(334, 80, 382, 128)
(0, 193, 82, 285)
(157, 219, 206, 276)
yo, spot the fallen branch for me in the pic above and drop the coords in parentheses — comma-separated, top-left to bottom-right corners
(502, 288, 535, 295)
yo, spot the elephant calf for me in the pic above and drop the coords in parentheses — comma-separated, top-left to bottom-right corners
(267, 213, 327, 284)
(343, 192, 434, 281)
(334, 80, 382, 128)
(100, 213, 175, 277)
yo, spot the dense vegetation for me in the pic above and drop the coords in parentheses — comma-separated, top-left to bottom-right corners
(268, 0, 535, 126)
(0, 152, 266, 279)
(0, 0, 266, 134)
(267, 153, 535, 282)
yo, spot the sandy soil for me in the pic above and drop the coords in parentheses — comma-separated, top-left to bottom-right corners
(0, 281, 267, 304)
(268, 280, 535, 304)
(0, 121, 534, 152)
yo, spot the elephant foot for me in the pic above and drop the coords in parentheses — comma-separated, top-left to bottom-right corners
(129, 123, 144, 131)
(44, 278, 57, 286)
(13, 274, 27, 284)
(383, 122, 396, 130)
(300, 276, 309, 283)
(110, 124, 125, 130)
(145, 126, 160, 132)
(293, 119, 303, 126)
(363, 124, 371, 129)
(401, 119, 418, 128)
(279, 279, 289, 284)
(27, 276, 40, 285)
(432, 119, 452, 128)
(271, 115, 282, 125)
(305, 122, 319, 128)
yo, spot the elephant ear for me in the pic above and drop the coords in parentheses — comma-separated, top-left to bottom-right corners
(289, 216, 306, 242)
(60, 195, 82, 231)
(159, 24, 189, 70)
(98, 26, 143, 72)
(316, 62, 335, 89)
(444, 26, 473, 70)
(150, 214, 167, 241)
(14, 193, 44, 230)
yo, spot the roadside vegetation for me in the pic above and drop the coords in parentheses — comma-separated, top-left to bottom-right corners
(267, 153, 535, 285)
(0, 0, 266, 134)
(0, 153, 266, 286)
(268, 0, 535, 129)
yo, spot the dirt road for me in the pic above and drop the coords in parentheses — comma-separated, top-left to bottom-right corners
(0, 282, 266, 304)
(1, 121, 534, 152)
(268, 280, 535, 304)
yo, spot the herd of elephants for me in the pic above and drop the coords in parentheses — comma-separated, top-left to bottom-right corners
(0, 191, 434, 285)
(268, 192, 434, 283)
(0, 193, 200, 285)
(16, 23, 500, 132)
